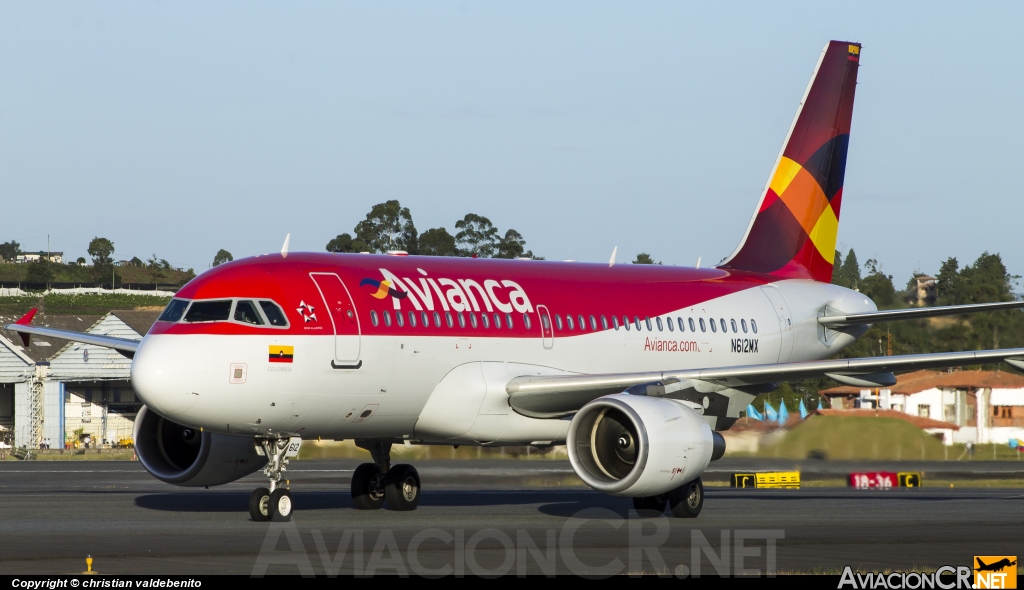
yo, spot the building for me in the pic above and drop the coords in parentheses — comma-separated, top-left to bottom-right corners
(820, 369, 1024, 445)
(0, 309, 159, 449)
(908, 275, 936, 307)
(16, 252, 64, 264)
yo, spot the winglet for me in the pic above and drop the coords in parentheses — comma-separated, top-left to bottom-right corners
(13, 308, 37, 347)
(281, 233, 291, 258)
(609, 246, 617, 267)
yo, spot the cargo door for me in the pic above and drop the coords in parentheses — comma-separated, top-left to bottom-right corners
(310, 273, 361, 367)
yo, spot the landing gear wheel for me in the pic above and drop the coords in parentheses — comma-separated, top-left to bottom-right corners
(270, 488, 293, 522)
(249, 487, 272, 522)
(668, 478, 704, 518)
(632, 494, 667, 517)
(385, 464, 421, 511)
(351, 462, 385, 510)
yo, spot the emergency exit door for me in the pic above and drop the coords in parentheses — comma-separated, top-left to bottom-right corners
(310, 273, 361, 367)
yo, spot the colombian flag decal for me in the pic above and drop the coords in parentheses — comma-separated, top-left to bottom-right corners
(269, 345, 294, 363)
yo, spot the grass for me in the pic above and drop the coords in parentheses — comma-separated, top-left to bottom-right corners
(0, 295, 41, 315)
(0, 262, 193, 285)
(754, 415, 950, 460)
(42, 293, 172, 314)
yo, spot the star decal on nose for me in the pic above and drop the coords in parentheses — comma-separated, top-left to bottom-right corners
(297, 300, 317, 323)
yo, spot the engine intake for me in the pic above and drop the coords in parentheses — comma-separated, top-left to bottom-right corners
(133, 406, 267, 487)
(567, 394, 715, 497)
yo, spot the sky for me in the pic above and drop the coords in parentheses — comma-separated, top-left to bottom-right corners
(2, 2, 1022, 286)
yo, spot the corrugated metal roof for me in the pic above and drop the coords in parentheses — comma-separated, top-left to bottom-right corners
(47, 314, 140, 381)
(0, 333, 33, 383)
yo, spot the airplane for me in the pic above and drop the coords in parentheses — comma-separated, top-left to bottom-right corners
(10, 40, 1024, 523)
(976, 557, 1017, 572)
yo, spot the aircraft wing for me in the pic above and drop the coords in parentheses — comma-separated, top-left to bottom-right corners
(505, 348, 1024, 419)
(4, 309, 140, 357)
(818, 300, 1024, 327)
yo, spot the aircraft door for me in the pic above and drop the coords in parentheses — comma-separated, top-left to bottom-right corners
(537, 305, 554, 349)
(310, 273, 361, 367)
(760, 286, 793, 363)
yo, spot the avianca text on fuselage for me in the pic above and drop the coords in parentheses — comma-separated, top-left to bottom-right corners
(375, 267, 533, 314)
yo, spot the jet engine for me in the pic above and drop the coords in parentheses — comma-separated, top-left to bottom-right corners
(566, 393, 724, 497)
(133, 406, 267, 487)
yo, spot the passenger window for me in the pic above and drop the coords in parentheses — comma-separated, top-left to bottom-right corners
(185, 300, 232, 323)
(523, 314, 532, 330)
(678, 317, 685, 332)
(555, 315, 563, 330)
(259, 301, 289, 326)
(470, 313, 478, 328)
(567, 315, 575, 330)
(667, 317, 674, 332)
(383, 311, 392, 327)
(445, 312, 454, 328)
(688, 318, 696, 332)
(541, 314, 550, 329)
(645, 317, 653, 331)
(421, 311, 429, 327)
(656, 317, 663, 331)
(482, 313, 490, 328)
(634, 316, 641, 331)
(158, 299, 189, 323)
(751, 319, 757, 333)
(613, 316, 620, 330)
(458, 313, 466, 328)
(601, 316, 609, 330)
(741, 319, 747, 333)
(731, 319, 738, 333)
(578, 315, 586, 331)
(433, 311, 442, 328)
(409, 311, 418, 327)
(698, 318, 706, 332)
(233, 300, 264, 325)
(505, 313, 513, 329)
(720, 318, 727, 333)
(710, 318, 717, 332)
(590, 315, 597, 330)
(370, 310, 379, 327)
(493, 313, 502, 328)
(397, 311, 405, 327)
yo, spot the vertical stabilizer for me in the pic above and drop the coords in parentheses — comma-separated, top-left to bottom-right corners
(720, 41, 860, 282)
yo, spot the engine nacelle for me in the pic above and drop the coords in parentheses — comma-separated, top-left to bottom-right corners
(133, 406, 267, 487)
(567, 394, 715, 497)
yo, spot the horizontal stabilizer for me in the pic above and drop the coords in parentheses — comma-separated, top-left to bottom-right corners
(818, 300, 1024, 327)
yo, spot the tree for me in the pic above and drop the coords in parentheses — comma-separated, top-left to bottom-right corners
(326, 233, 368, 253)
(212, 249, 234, 267)
(831, 250, 843, 284)
(87, 237, 115, 266)
(353, 201, 418, 254)
(76, 257, 86, 266)
(935, 257, 961, 305)
(418, 228, 459, 257)
(454, 213, 499, 258)
(832, 248, 860, 288)
(633, 253, 658, 264)
(859, 259, 896, 307)
(495, 229, 534, 259)
(25, 260, 54, 283)
(129, 256, 144, 267)
(0, 240, 20, 262)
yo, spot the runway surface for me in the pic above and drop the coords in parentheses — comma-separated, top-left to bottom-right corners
(1, 460, 1022, 575)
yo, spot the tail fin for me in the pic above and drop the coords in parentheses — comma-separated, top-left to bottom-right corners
(720, 41, 861, 282)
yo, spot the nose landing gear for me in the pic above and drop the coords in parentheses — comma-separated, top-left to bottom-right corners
(249, 436, 300, 522)
(352, 440, 420, 511)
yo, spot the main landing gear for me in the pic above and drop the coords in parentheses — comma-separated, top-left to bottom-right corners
(632, 477, 704, 518)
(351, 440, 421, 511)
(249, 437, 298, 522)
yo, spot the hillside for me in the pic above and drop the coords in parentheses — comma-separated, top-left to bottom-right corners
(756, 415, 948, 460)
(0, 262, 193, 286)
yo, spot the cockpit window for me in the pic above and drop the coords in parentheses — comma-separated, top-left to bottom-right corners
(158, 299, 189, 323)
(184, 300, 232, 323)
(233, 300, 264, 325)
(259, 301, 288, 326)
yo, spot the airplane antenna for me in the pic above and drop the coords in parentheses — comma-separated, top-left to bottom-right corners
(609, 246, 617, 267)
(281, 233, 291, 258)
(695, 256, 701, 269)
